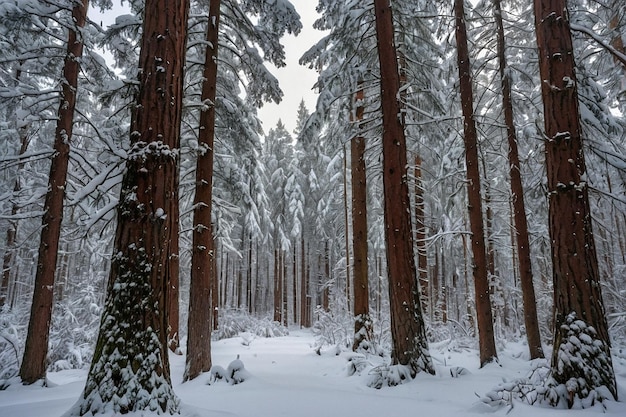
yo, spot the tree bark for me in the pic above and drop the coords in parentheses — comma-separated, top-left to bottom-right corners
(0, 120, 30, 308)
(454, 0, 498, 367)
(20, 0, 89, 384)
(343, 144, 352, 313)
(212, 230, 219, 330)
(273, 248, 281, 322)
(74, 0, 188, 413)
(167, 182, 180, 354)
(300, 238, 309, 327)
(185, 0, 221, 381)
(373, 0, 434, 376)
(351, 82, 372, 351)
(533, 0, 616, 402)
(493, 0, 543, 359)
(414, 155, 429, 323)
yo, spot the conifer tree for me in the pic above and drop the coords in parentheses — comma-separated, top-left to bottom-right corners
(373, 0, 434, 378)
(533, 0, 617, 405)
(20, 0, 90, 385)
(68, 0, 189, 413)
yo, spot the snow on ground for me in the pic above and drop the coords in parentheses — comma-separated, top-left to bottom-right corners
(1, 330, 624, 417)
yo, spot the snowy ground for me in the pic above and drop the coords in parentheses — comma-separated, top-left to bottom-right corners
(1, 330, 624, 417)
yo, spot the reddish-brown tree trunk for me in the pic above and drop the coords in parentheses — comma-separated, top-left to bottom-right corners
(300, 238, 309, 327)
(534, 0, 616, 402)
(454, 0, 498, 367)
(20, 0, 89, 385)
(493, 0, 543, 359)
(291, 242, 302, 324)
(351, 83, 372, 351)
(373, 0, 434, 376)
(212, 230, 219, 330)
(0, 124, 30, 308)
(76, 0, 188, 413)
(343, 145, 352, 312)
(247, 235, 253, 314)
(184, 0, 221, 381)
(282, 250, 288, 326)
(167, 187, 180, 354)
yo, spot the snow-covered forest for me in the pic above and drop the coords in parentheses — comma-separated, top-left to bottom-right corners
(0, 0, 625, 416)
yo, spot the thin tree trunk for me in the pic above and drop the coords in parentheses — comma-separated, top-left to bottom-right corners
(493, 0, 543, 359)
(323, 241, 330, 311)
(76, 0, 188, 412)
(247, 234, 253, 314)
(373, 0, 434, 376)
(454, 0, 498, 367)
(0, 124, 29, 308)
(534, 0, 616, 403)
(168, 186, 180, 354)
(282, 250, 288, 326)
(212, 232, 219, 330)
(351, 82, 372, 351)
(185, 0, 221, 381)
(273, 249, 281, 322)
(300, 237, 307, 327)
(414, 155, 429, 324)
(293, 243, 298, 325)
(20, 0, 89, 384)
(343, 145, 352, 313)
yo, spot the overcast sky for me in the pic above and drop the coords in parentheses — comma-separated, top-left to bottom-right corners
(256, 0, 322, 136)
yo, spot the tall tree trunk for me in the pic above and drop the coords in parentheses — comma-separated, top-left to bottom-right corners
(212, 232, 219, 330)
(454, 0, 498, 367)
(273, 248, 281, 322)
(300, 237, 308, 327)
(533, 0, 617, 403)
(20, 0, 89, 385)
(323, 241, 330, 311)
(343, 145, 352, 312)
(414, 155, 429, 324)
(294, 243, 298, 325)
(373, 0, 434, 376)
(247, 234, 253, 314)
(0, 122, 30, 308)
(351, 82, 372, 351)
(73, 0, 188, 413)
(282, 250, 288, 326)
(493, 0, 543, 359)
(185, 0, 221, 381)
(167, 184, 180, 354)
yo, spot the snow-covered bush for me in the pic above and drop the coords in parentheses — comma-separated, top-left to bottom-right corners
(209, 355, 250, 385)
(345, 352, 370, 376)
(0, 308, 21, 389)
(366, 364, 414, 388)
(537, 313, 615, 408)
(482, 313, 616, 410)
(47, 285, 102, 371)
(213, 309, 288, 341)
(312, 306, 352, 354)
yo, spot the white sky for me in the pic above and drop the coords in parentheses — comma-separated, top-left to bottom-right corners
(256, 0, 322, 135)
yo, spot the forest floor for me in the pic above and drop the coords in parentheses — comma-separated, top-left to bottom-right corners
(0, 329, 624, 417)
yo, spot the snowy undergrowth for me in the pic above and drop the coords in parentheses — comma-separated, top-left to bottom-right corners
(213, 309, 288, 341)
(1, 329, 625, 417)
(480, 313, 619, 411)
(0, 308, 20, 389)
